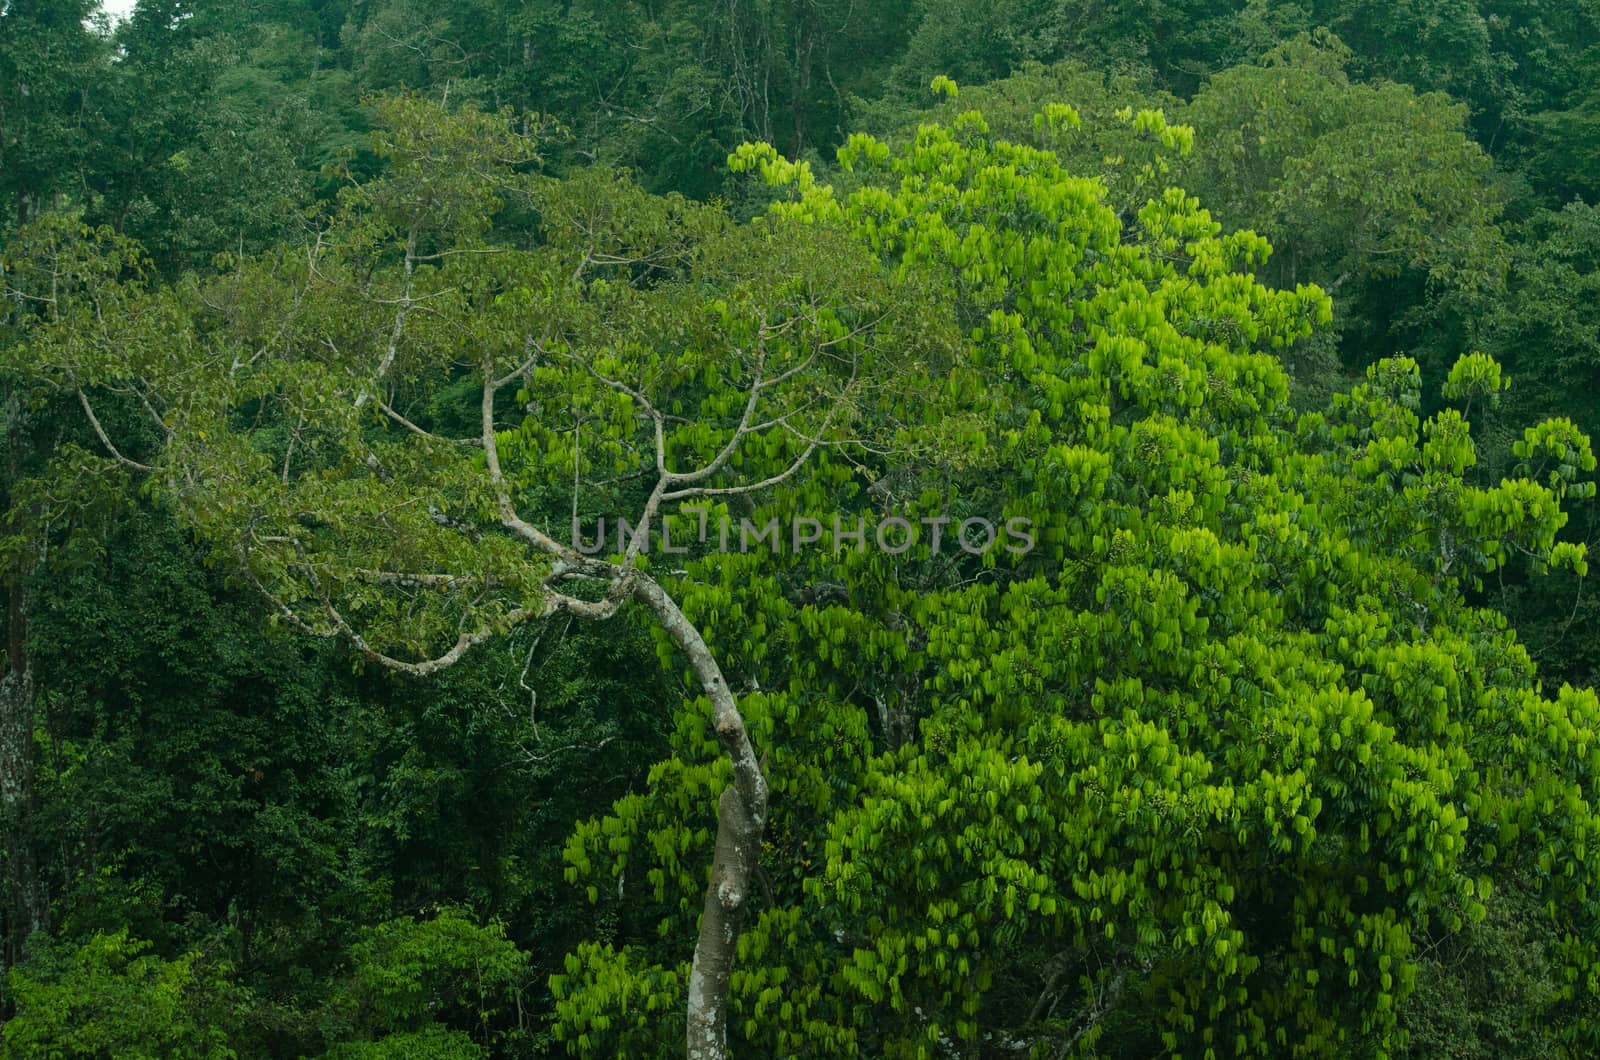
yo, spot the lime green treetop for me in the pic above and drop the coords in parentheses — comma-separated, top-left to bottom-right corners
(553, 82, 1600, 1058)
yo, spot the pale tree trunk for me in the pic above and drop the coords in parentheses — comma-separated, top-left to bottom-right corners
(632, 576, 768, 1060)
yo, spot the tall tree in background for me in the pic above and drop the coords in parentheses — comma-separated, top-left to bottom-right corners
(1179, 34, 1506, 383)
(0, 377, 46, 977)
(0, 0, 106, 233)
(0, 212, 144, 976)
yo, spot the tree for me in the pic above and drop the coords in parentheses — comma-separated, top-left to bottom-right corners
(1524, 61, 1600, 203)
(1477, 201, 1600, 687)
(1179, 33, 1508, 385)
(1305, 0, 1501, 121)
(8, 93, 918, 1058)
(549, 89, 1600, 1056)
(853, 59, 1189, 224)
(77, 5, 320, 275)
(858, 39, 1510, 401)
(316, 907, 531, 1057)
(1, 211, 144, 976)
(0, 0, 107, 234)
(882, 0, 1295, 102)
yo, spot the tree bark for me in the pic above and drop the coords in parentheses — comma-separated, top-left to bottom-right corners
(631, 575, 768, 1060)
(0, 388, 45, 976)
(0, 392, 43, 979)
(0, 577, 43, 975)
(791, 4, 814, 158)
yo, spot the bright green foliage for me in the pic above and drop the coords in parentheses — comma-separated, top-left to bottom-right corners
(318, 908, 530, 1055)
(551, 943, 690, 1055)
(1, 930, 242, 1058)
(862, 40, 1511, 402)
(554, 94, 1600, 1058)
(1442, 351, 1509, 411)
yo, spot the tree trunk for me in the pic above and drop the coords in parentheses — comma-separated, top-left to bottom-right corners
(791, 5, 813, 158)
(632, 575, 768, 1060)
(1, 387, 45, 976)
(0, 582, 43, 975)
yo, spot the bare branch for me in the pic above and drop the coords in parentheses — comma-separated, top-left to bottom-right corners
(480, 363, 613, 576)
(662, 341, 768, 489)
(336, 567, 510, 591)
(379, 398, 480, 446)
(411, 247, 509, 262)
(632, 574, 764, 813)
(356, 226, 417, 409)
(77, 390, 154, 472)
(661, 399, 845, 503)
(492, 337, 540, 390)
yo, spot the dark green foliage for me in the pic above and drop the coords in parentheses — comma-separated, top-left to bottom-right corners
(0, 0, 108, 233)
(1397, 883, 1562, 1059)
(1474, 202, 1600, 687)
(5, 497, 670, 1053)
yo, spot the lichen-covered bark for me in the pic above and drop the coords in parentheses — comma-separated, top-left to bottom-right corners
(632, 575, 768, 1060)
